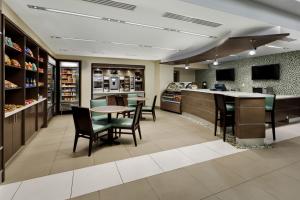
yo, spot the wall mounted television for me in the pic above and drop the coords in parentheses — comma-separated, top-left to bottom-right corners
(216, 68, 235, 81)
(252, 64, 280, 80)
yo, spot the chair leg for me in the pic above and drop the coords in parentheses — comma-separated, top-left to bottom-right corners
(119, 128, 121, 137)
(232, 122, 235, 136)
(132, 129, 137, 146)
(117, 113, 119, 118)
(138, 125, 142, 139)
(223, 122, 227, 142)
(271, 112, 276, 140)
(152, 110, 156, 121)
(73, 134, 79, 153)
(88, 138, 93, 157)
(214, 111, 218, 136)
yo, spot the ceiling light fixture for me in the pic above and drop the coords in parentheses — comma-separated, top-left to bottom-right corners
(265, 44, 284, 49)
(108, 41, 181, 51)
(213, 60, 219, 66)
(185, 64, 190, 69)
(249, 49, 256, 56)
(28, 5, 216, 39)
(51, 36, 180, 51)
(51, 36, 96, 42)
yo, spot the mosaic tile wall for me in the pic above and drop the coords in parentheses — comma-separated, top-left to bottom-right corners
(195, 51, 300, 95)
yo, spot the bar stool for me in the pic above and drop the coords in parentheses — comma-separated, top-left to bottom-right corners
(265, 95, 276, 140)
(214, 94, 235, 142)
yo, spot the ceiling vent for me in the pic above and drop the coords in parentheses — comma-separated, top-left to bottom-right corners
(162, 12, 222, 28)
(82, 0, 136, 11)
(279, 37, 297, 42)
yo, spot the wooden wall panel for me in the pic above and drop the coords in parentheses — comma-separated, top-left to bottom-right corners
(182, 91, 215, 123)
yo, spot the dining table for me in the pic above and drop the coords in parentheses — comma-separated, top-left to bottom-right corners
(91, 105, 129, 145)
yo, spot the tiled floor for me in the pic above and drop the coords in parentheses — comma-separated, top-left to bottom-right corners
(1, 110, 300, 200)
(4, 110, 216, 183)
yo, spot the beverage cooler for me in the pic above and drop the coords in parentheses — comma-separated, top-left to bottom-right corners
(58, 60, 81, 113)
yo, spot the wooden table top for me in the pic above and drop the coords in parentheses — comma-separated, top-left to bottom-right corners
(127, 97, 147, 101)
(91, 106, 129, 114)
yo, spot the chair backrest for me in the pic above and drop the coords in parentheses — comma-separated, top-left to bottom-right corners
(132, 103, 143, 127)
(128, 93, 138, 106)
(90, 99, 107, 116)
(151, 95, 157, 110)
(72, 106, 94, 136)
(214, 94, 227, 113)
(265, 94, 276, 111)
(115, 95, 125, 106)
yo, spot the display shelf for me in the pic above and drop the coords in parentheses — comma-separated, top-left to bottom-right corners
(5, 64, 23, 70)
(5, 87, 23, 91)
(5, 45, 22, 54)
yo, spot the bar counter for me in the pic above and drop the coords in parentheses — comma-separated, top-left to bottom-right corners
(181, 89, 300, 145)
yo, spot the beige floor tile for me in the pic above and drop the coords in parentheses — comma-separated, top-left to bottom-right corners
(100, 179, 159, 200)
(184, 160, 245, 193)
(278, 161, 300, 181)
(70, 192, 100, 200)
(214, 153, 274, 180)
(147, 168, 213, 200)
(256, 171, 300, 200)
(4, 162, 52, 183)
(202, 196, 222, 200)
(216, 180, 278, 200)
(50, 156, 94, 174)
(126, 142, 162, 157)
(93, 145, 132, 165)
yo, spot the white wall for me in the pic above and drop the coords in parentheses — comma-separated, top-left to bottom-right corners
(175, 68, 196, 82)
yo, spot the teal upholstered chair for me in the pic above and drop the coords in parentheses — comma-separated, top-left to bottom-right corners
(90, 99, 108, 122)
(128, 93, 138, 107)
(142, 95, 157, 121)
(112, 103, 143, 146)
(214, 94, 235, 141)
(265, 95, 276, 140)
(115, 95, 135, 118)
(71, 106, 110, 156)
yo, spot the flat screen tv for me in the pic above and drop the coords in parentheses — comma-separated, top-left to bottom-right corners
(252, 64, 280, 80)
(216, 68, 235, 81)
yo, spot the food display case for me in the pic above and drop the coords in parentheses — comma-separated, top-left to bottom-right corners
(58, 60, 81, 113)
(160, 82, 192, 114)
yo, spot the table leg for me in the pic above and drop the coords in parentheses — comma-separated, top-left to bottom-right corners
(101, 113, 120, 145)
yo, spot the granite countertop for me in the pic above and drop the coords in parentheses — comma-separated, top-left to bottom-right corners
(181, 89, 300, 99)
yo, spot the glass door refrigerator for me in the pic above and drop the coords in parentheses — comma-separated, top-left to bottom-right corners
(47, 56, 56, 119)
(58, 60, 81, 113)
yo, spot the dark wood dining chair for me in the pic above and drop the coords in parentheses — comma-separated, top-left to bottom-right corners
(112, 103, 143, 146)
(71, 106, 110, 156)
(214, 94, 235, 142)
(115, 95, 135, 118)
(142, 95, 157, 121)
(265, 95, 276, 140)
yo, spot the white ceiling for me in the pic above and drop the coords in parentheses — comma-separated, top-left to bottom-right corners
(4, 0, 300, 62)
(252, 0, 300, 17)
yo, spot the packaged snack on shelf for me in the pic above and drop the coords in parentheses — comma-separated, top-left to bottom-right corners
(5, 80, 19, 89)
(5, 54, 11, 65)
(13, 42, 22, 52)
(11, 59, 21, 68)
(4, 104, 23, 113)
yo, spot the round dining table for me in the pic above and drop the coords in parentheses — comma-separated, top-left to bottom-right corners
(91, 105, 129, 145)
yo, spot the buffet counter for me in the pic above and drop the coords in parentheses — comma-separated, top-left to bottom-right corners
(181, 89, 300, 145)
(93, 91, 145, 105)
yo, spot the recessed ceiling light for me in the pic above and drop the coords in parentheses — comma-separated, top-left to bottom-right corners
(249, 49, 256, 56)
(28, 5, 217, 39)
(185, 64, 190, 69)
(213, 60, 219, 66)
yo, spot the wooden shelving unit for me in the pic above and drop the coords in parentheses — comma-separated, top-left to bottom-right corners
(1, 15, 55, 182)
